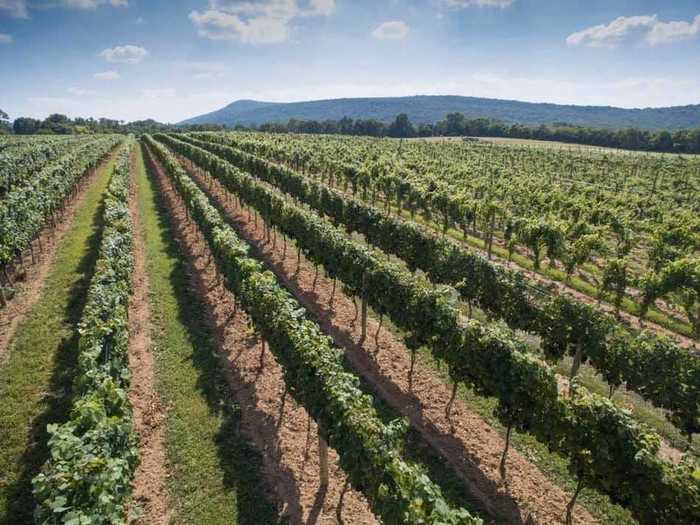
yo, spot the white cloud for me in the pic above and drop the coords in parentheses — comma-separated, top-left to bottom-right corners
(566, 15, 657, 47)
(0, 0, 28, 18)
(647, 14, 700, 45)
(442, 0, 514, 8)
(0, 33, 13, 43)
(67, 87, 95, 96)
(99, 44, 149, 63)
(94, 70, 120, 80)
(0, 0, 126, 18)
(371, 20, 409, 40)
(190, 0, 335, 44)
(190, 9, 289, 43)
(567, 13, 700, 48)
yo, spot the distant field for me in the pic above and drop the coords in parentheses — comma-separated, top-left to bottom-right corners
(415, 134, 699, 156)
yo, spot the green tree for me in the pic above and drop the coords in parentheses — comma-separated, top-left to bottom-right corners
(13, 117, 41, 134)
(387, 113, 415, 138)
(444, 112, 466, 136)
(41, 113, 73, 134)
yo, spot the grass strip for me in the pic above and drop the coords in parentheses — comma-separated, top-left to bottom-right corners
(134, 144, 281, 525)
(0, 156, 116, 524)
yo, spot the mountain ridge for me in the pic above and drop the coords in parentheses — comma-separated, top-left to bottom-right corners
(180, 95, 700, 131)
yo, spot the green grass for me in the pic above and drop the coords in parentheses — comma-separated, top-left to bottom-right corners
(0, 157, 116, 524)
(134, 144, 282, 525)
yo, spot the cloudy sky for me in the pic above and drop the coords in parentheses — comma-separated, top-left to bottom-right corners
(1, 0, 699, 123)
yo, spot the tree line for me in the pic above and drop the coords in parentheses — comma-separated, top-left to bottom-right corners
(0, 111, 225, 136)
(254, 112, 700, 154)
(3, 107, 700, 153)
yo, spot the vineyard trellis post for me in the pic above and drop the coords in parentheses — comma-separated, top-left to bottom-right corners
(569, 342, 583, 384)
(319, 433, 329, 486)
(360, 272, 368, 341)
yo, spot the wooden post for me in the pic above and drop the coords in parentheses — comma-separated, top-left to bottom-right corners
(374, 314, 383, 348)
(319, 433, 329, 486)
(569, 342, 583, 386)
(446, 382, 458, 419)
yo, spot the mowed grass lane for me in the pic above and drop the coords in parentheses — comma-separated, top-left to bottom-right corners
(135, 144, 281, 525)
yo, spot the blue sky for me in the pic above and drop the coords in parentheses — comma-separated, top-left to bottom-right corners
(1, 0, 699, 123)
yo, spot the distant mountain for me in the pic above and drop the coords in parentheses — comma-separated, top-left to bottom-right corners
(179, 95, 700, 131)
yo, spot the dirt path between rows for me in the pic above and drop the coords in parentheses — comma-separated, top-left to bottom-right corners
(127, 149, 172, 524)
(0, 150, 117, 362)
(257, 151, 698, 350)
(182, 161, 598, 525)
(146, 147, 378, 525)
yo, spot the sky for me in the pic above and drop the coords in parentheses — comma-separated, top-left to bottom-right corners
(1, 0, 699, 123)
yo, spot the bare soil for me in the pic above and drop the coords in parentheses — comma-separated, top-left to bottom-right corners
(146, 147, 378, 525)
(0, 154, 116, 362)
(127, 150, 172, 525)
(182, 160, 599, 525)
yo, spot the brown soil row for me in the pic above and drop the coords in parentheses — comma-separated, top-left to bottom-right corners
(146, 147, 378, 525)
(127, 149, 172, 524)
(181, 159, 598, 525)
(0, 151, 117, 362)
